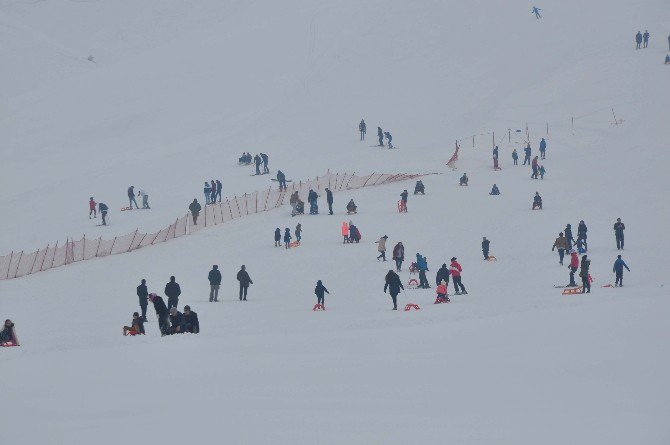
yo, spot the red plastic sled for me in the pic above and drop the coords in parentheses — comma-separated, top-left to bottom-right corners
(404, 303, 420, 311)
(313, 303, 325, 311)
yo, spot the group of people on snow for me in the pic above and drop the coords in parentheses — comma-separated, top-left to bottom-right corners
(203, 179, 223, 204)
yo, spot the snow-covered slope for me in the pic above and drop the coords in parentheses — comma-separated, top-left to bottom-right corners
(1, 0, 669, 443)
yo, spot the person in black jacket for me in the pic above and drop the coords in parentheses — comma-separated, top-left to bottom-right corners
(165, 276, 181, 310)
(274, 228, 281, 247)
(98, 202, 109, 226)
(565, 224, 574, 248)
(169, 307, 186, 334)
(613, 218, 625, 250)
(383, 270, 404, 310)
(435, 263, 450, 286)
(149, 293, 170, 336)
(577, 220, 588, 251)
(189, 199, 202, 225)
(123, 312, 145, 336)
(137, 279, 149, 321)
(314, 280, 330, 308)
(482, 237, 490, 260)
(325, 188, 334, 215)
(183, 305, 199, 333)
(580, 255, 591, 293)
(208, 265, 222, 302)
(236, 265, 253, 301)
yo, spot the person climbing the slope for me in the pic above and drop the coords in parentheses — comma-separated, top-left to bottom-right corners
(552, 232, 568, 265)
(98, 202, 109, 225)
(376, 235, 388, 261)
(189, 199, 201, 225)
(392, 241, 405, 271)
(383, 270, 404, 310)
(89, 197, 96, 219)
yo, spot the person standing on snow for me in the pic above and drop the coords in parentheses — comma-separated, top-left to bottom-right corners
(377, 127, 384, 147)
(98, 202, 109, 225)
(308, 189, 319, 215)
(512, 148, 519, 165)
(295, 223, 302, 243)
(416, 253, 430, 289)
(568, 250, 579, 286)
(276, 170, 287, 191)
(210, 180, 217, 204)
(613, 218, 626, 250)
(189, 199, 202, 225)
(274, 228, 282, 247)
(384, 131, 393, 148)
(539, 164, 546, 179)
(254, 154, 262, 175)
(376, 235, 388, 261)
(577, 220, 588, 251)
(203, 181, 212, 204)
(359, 119, 367, 141)
(236, 265, 253, 301)
(636, 31, 643, 49)
(532, 6, 541, 18)
(208, 265, 222, 302)
(341, 222, 349, 243)
(643, 30, 650, 48)
(564, 224, 575, 248)
(127, 186, 139, 209)
(392, 241, 405, 271)
(552, 232, 569, 265)
(283, 228, 292, 248)
(531, 156, 540, 179)
(384, 270, 404, 310)
(89, 197, 97, 219)
(216, 179, 223, 202)
(164, 276, 182, 310)
(315, 280, 330, 308)
(435, 263, 450, 287)
(523, 143, 532, 165)
(482, 237, 490, 260)
(539, 138, 547, 159)
(325, 188, 334, 215)
(400, 189, 408, 211)
(579, 255, 591, 293)
(260, 153, 269, 174)
(137, 278, 149, 322)
(148, 293, 169, 336)
(137, 188, 150, 209)
(612, 255, 630, 287)
(450, 257, 467, 295)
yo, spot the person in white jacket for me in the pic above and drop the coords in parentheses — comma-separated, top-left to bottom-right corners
(137, 188, 150, 209)
(376, 235, 388, 262)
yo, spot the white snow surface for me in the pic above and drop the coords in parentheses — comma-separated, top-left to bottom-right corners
(1, 0, 670, 443)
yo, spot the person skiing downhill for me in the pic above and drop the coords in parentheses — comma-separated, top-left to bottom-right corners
(552, 232, 568, 265)
(236, 265, 253, 300)
(539, 138, 547, 159)
(482, 237, 490, 260)
(613, 218, 625, 250)
(165, 276, 182, 310)
(208, 265, 222, 302)
(450, 257, 467, 294)
(376, 235, 388, 261)
(148, 293, 170, 336)
(283, 228, 292, 248)
(377, 127, 384, 147)
(359, 119, 366, 141)
(98, 202, 109, 225)
(315, 280, 330, 308)
(383, 270, 404, 310)
(89, 197, 97, 218)
(636, 31, 643, 49)
(127, 186, 139, 209)
(532, 6, 541, 19)
(392, 242, 405, 271)
(568, 250, 579, 286)
(137, 278, 149, 321)
(612, 255, 630, 287)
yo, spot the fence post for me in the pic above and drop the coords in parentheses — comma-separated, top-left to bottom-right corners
(94, 238, 101, 257)
(12, 251, 23, 279)
(508, 128, 511, 142)
(39, 244, 49, 271)
(546, 123, 549, 135)
(52, 241, 59, 266)
(472, 135, 475, 148)
(109, 237, 117, 254)
(128, 229, 138, 252)
(345, 173, 355, 189)
(82, 235, 86, 260)
(234, 195, 242, 217)
(361, 172, 375, 188)
(226, 198, 233, 219)
(492, 132, 495, 148)
(29, 248, 39, 275)
(4, 251, 13, 279)
(255, 191, 258, 213)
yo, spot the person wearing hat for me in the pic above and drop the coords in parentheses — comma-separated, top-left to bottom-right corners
(164, 276, 182, 310)
(184, 305, 200, 333)
(612, 255, 630, 287)
(568, 250, 579, 287)
(208, 265, 222, 302)
(435, 263, 450, 287)
(450, 257, 467, 295)
(383, 270, 404, 310)
(552, 232, 569, 265)
(89, 197, 97, 219)
(579, 255, 591, 293)
(168, 307, 186, 334)
(0, 319, 19, 346)
(137, 278, 149, 321)
(148, 293, 169, 336)
(482, 237, 490, 260)
(123, 312, 145, 336)
(376, 235, 388, 261)
(236, 265, 253, 301)
(392, 242, 405, 271)
(613, 218, 626, 250)
(314, 280, 330, 308)
(416, 253, 430, 289)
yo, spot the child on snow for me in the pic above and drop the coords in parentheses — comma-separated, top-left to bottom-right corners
(539, 165, 546, 179)
(123, 312, 145, 336)
(341, 222, 350, 243)
(284, 228, 292, 248)
(346, 199, 357, 214)
(435, 281, 450, 303)
(0, 319, 19, 346)
(89, 197, 96, 218)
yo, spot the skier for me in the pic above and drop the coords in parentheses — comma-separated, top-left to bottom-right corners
(168, 307, 186, 335)
(399, 189, 408, 212)
(523, 143, 531, 165)
(565, 224, 575, 248)
(384, 131, 393, 149)
(612, 255, 630, 287)
(552, 232, 568, 265)
(315, 280, 330, 308)
(568, 250, 579, 286)
(346, 199, 357, 214)
(148, 293, 169, 336)
(539, 138, 547, 159)
(308, 189, 319, 215)
(416, 253, 430, 289)
(254, 154, 262, 175)
(138, 187, 150, 209)
(613, 218, 625, 250)
(359, 119, 366, 141)
(643, 30, 650, 48)
(295, 223, 302, 243)
(376, 235, 388, 261)
(414, 180, 425, 195)
(208, 265, 221, 302)
(283, 227, 292, 248)
(341, 222, 350, 243)
(482, 237, 490, 260)
(236, 265, 253, 300)
(204, 181, 212, 204)
(459, 173, 468, 186)
(0, 319, 19, 346)
(164, 276, 181, 310)
(577, 220, 588, 251)
(435, 263, 450, 287)
(210, 180, 216, 204)
(189, 199, 201, 225)
(636, 31, 642, 49)
(490, 184, 500, 195)
(450, 257, 467, 294)
(137, 278, 149, 321)
(532, 192, 542, 210)
(89, 197, 96, 219)
(435, 281, 450, 303)
(539, 165, 546, 180)
(383, 270, 404, 310)
(377, 127, 384, 147)
(532, 6, 541, 19)
(261, 153, 269, 174)
(98, 202, 109, 225)
(123, 312, 145, 336)
(216, 179, 222, 202)
(512, 148, 519, 165)
(276, 170, 287, 191)
(325, 187, 334, 215)
(183, 305, 200, 333)
(579, 255, 591, 293)
(127, 186, 139, 209)
(531, 156, 539, 179)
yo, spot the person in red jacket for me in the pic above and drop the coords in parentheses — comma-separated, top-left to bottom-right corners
(449, 257, 467, 295)
(89, 197, 97, 219)
(531, 156, 539, 179)
(568, 250, 579, 287)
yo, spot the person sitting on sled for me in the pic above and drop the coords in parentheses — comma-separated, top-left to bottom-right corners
(532, 192, 542, 209)
(490, 184, 500, 195)
(123, 312, 145, 336)
(414, 180, 425, 194)
(459, 173, 468, 186)
(346, 199, 357, 214)
(0, 319, 19, 346)
(435, 280, 450, 303)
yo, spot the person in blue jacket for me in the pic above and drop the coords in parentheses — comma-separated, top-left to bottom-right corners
(416, 253, 430, 288)
(539, 138, 547, 159)
(636, 31, 642, 50)
(612, 255, 630, 287)
(490, 184, 500, 195)
(98, 202, 109, 225)
(532, 6, 541, 19)
(204, 182, 212, 204)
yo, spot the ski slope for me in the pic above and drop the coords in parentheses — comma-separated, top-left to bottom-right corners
(1, 0, 669, 443)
